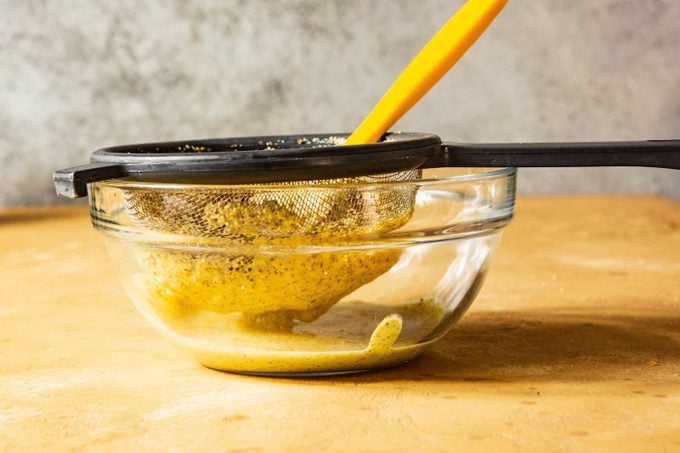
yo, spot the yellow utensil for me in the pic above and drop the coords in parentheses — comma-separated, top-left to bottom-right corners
(345, 0, 509, 146)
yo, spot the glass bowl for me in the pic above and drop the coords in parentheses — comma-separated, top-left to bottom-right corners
(88, 167, 515, 376)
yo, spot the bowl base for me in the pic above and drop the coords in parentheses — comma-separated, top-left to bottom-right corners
(198, 352, 423, 378)
(185, 342, 428, 377)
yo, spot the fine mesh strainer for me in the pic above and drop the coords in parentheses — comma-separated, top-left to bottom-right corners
(55, 132, 680, 239)
(55, 131, 679, 250)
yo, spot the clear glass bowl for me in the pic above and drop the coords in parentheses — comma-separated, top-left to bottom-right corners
(89, 167, 516, 376)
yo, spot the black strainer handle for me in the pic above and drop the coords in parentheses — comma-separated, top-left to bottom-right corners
(436, 140, 680, 170)
(54, 163, 126, 198)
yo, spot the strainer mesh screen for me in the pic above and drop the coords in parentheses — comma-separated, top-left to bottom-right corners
(124, 170, 421, 240)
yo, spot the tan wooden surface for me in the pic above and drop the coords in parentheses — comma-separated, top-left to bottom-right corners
(1, 196, 679, 452)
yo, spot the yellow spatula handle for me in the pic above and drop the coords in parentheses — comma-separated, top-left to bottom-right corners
(344, 0, 508, 146)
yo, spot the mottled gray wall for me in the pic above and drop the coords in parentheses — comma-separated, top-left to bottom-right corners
(1, 0, 679, 205)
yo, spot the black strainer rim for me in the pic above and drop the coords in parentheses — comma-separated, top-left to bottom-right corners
(54, 131, 680, 198)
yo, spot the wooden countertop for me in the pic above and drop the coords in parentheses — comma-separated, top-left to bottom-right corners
(1, 196, 679, 451)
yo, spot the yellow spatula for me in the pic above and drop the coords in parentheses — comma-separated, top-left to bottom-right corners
(345, 0, 509, 146)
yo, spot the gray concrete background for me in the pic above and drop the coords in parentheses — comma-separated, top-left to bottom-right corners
(1, 0, 679, 206)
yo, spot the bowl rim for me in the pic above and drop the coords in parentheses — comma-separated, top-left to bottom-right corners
(91, 167, 516, 191)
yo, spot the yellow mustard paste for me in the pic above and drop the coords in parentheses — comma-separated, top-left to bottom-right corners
(133, 293, 443, 374)
(135, 246, 402, 328)
(123, 186, 441, 373)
